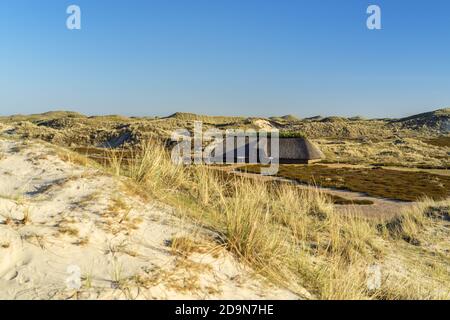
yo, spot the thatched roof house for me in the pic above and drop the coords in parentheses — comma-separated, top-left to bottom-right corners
(210, 137, 324, 164)
(276, 138, 325, 164)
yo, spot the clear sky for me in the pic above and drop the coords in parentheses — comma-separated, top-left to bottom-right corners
(1, 0, 450, 118)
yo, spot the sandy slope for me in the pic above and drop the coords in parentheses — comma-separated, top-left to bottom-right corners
(0, 138, 298, 300)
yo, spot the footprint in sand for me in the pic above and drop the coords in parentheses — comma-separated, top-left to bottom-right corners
(0, 241, 31, 281)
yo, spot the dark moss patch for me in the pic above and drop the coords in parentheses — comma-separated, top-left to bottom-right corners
(327, 194, 374, 205)
(371, 162, 450, 170)
(238, 165, 450, 202)
(423, 136, 450, 148)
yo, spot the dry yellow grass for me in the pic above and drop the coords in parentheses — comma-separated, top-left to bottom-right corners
(95, 140, 450, 299)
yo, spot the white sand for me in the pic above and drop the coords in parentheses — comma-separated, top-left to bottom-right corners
(0, 138, 299, 300)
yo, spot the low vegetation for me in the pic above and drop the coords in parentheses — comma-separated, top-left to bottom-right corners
(97, 139, 449, 299)
(316, 137, 449, 169)
(279, 131, 307, 138)
(166, 112, 244, 124)
(1, 109, 449, 299)
(328, 194, 374, 205)
(2, 109, 448, 170)
(423, 136, 450, 148)
(239, 164, 450, 201)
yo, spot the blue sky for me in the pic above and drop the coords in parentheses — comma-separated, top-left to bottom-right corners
(1, 0, 449, 118)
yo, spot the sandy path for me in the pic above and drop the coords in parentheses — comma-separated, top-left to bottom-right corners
(0, 138, 299, 300)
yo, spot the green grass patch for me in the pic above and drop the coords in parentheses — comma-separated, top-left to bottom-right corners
(279, 131, 307, 138)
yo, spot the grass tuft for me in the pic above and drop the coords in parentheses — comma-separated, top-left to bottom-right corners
(97, 139, 450, 299)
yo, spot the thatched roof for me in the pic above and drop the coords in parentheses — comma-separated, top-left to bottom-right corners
(210, 137, 324, 163)
(276, 138, 324, 160)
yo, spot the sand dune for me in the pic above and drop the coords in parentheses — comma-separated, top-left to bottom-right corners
(0, 138, 297, 300)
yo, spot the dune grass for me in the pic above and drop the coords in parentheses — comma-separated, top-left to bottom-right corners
(166, 112, 244, 124)
(98, 140, 449, 299)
